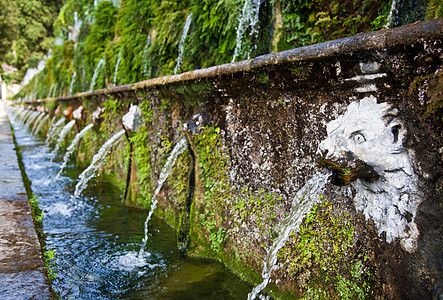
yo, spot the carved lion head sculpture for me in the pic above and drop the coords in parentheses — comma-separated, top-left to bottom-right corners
(318, 95, 422, 253)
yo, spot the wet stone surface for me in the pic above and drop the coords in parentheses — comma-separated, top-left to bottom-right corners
(0, 105, 52, 299)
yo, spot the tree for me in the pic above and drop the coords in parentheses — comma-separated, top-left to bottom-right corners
(0, 0, 19, 57)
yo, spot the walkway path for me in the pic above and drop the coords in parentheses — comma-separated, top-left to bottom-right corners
(0, 100, 52, 299)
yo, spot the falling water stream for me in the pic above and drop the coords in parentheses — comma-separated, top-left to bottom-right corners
(174, 13, 193, 75)
(139, 137, 188, 254)
(72, 129, 126, 201)
(55, 123, 94, 182)
(248, 170, 332, 299)
(46, 118, 66, 146)
(69, 71, 77, 95)
(142, 35, 152, 77)
(113, 50, 123, 85)
(89, 58, 105, 92)
(47, 83, 55, 98)
(52, 119, 76, 158)
(25, 111, 40, 129)
(33, 114, 49, 135)
(9, 109, 252, 299)
(31, 112, 46, 134)
(232, 0, 262, 62)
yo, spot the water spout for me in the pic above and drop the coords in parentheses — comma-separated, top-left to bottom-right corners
(33, 114, 50, 135)
(72, 106, 84, 121)
(25, 111, 41, 130)
(248, 170, 332, 299)
(122, 104, 142, 132)
(51, 119, 76, 159)
(31, 113, 46, 134)
(46, 118, 66, 146)
(174, 13, 193, 75)
(47, 83, 55, 98)
(385, 0, 398, 28)
(72, 129, 126, 200)
(139, 137, 188, 255)
(55, 123, 94, 182)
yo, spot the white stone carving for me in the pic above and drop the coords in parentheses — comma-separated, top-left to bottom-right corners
(91, 106, 104, 124)
(318, 95, 422, 252)
(73, 105, 83, 120)
(122, 104, 142, 132)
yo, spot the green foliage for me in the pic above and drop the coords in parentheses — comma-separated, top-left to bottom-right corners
(2, 0, 62, 81)
(83, 2, 118, 89)
(186, 0, 242, 67)
(29, 194, 43, 223)
(278, 0, 390, 50)
(427, 0, 443, 18)
(279, 201, 372, 299)
(43, 247, 58, 280)
(0, 0, 19, 57)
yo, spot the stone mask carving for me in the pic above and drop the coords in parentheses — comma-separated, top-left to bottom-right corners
(73, 105, 84, 120)
(318, 95, 421, 253)
(91, 106, 105, 124)
(185, 110, 210, 135)
(122, 104, 142, 132)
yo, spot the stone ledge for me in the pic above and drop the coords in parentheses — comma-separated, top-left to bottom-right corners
(0, 107, 52, 299)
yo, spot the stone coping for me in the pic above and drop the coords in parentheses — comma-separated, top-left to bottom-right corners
(22, 18, 443, 104)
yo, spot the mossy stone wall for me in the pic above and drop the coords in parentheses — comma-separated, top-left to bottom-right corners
(23, 21, 443, 299)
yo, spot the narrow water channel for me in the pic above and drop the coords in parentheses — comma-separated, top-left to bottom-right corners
(10, 117, 252, 299)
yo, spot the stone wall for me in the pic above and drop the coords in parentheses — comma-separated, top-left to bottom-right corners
(23, 19, 442, 299)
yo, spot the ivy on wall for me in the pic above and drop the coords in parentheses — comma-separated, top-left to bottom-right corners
(15, 0, 443, 100)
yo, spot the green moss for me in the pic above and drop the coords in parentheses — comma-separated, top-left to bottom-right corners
(168, 81, 214, 106)
(189, 126, 232, 254)
(278, 0, 390, 50)
(277, 201, 373, 299)
(426, 0, 443, 18)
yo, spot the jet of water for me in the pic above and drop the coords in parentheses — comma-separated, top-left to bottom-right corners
(55, 123, 94, 182)
(385, 0, 398, 28)
(174, 13, 193, 75)
(72, 129, 126, 200)
(33, 114, 50, 135)
(139, 137, 188, 255)
(46, 118, 66, 146)
(47, 83, 55, 98)
(31, 113, 46, 134)
(248, 170, 332, 300)
(24, 111, 41, 130)
(51, 119, 77, 159)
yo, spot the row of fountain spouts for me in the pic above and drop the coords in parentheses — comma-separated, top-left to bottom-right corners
(9, 104, 332, 300)
(9, 104, 188, 258)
